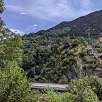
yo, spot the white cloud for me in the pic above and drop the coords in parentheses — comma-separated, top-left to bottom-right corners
(20, 12, 27, 15)
(10, 28, 24, 35)
(6, 5, 24, 12)
(33, 24, 38, 27)
(25, 24, 39, 32)
(5, 0, 101, 21)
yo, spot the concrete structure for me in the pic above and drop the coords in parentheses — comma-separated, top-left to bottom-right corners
(31, 83, 68, 91)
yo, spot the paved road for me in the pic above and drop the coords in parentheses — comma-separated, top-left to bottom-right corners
(31, 83, 68, 91)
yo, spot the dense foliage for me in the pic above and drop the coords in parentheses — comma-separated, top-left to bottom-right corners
(22, 10, 102, 84)
(0, 1, 37, 101)
(68, 76, 102, 101)
(0, 34, 22, 68)
(0, 0, 102, 101)
(43, 90, 76, 102)
(36, 76, 102, 102)
(0, 62, 36, 102)
(0, 30, 37, 101)
(23, 33, 102, 83)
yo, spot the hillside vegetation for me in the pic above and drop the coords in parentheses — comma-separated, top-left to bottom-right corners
(23, 22, 102, 83)
(0, 0, 102, 101)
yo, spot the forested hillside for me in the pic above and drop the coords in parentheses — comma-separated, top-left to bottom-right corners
(23, 10, 102, 83)
(0, 1, 37, 101)
(1, 0, 102, 101)
(27, 10, 102, 38)
(23, 34, 102, 83)
(22, 19, 102, 101)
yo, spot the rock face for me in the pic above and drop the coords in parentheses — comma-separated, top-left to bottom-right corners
(27, 10, 102, 38)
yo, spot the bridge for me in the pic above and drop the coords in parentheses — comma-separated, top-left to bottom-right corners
(31, 83, 68, 91)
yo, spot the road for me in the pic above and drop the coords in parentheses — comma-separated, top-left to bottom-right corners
(31, 83, 68, 91)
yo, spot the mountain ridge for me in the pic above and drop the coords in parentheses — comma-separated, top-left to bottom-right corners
(27, 10, 102, 38)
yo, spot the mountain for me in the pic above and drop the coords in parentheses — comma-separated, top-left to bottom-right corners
(22, 10, 102, 83)
(27, 10, 102, 38)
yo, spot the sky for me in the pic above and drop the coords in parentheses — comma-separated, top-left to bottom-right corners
(2, 0, 102, 34)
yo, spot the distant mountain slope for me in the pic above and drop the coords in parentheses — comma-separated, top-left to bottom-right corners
(26, 10, 102, 38)
(22, 10, 102, 83)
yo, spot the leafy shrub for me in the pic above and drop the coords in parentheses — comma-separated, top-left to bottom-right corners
(0, 62, 36, 102)
(82, 88, 99, 102)
(88, 76, 102, 100)
(68, 76, 101, 101)
(61, 92, 76, 102)
(45, 90, 76, 102)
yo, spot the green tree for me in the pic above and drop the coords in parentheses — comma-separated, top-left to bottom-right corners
(0, 62, 36, 102)
(44, 90, 76, 102)
(0, 35, 22, 68)
(82, 88, 99, 102)
(0, 0, 4, 29)
(0, 0, 4, 13)
(68, 76, 101, 101)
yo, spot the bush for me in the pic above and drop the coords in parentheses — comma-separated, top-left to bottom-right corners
(44, 90, 76, 102)
(61, 92, 76, 102)
(45, 90, 62, 102)
(68, 76, 101, 101)
(82, 88, 99, 102)
(0, 62, 36, 102)
(88, 76, 102, 100)
(68, 77, 90, 95)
